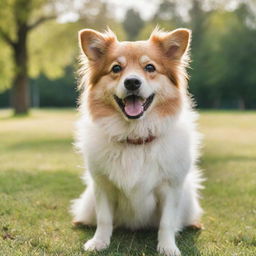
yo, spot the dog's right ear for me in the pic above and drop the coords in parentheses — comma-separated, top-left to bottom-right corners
(79, 29, 115, 61)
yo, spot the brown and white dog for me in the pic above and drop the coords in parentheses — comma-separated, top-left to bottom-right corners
(71, 28, 203, 256)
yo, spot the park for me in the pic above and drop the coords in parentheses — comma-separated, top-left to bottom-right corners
(0, 0, 256, 255)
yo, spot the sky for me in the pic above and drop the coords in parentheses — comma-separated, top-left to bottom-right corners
(57, 0, 191, 23)
(104, 0, 159, 20)
(104, 0, 256, 21)
(58, 0, 159, 23)
(57, 0, 256, 24)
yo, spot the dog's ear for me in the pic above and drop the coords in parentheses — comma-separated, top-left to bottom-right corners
(79, 29, 116, 61)
(150, 28, 191, 59)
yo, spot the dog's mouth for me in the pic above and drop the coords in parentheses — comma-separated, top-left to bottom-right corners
(114, 94, 155, 119)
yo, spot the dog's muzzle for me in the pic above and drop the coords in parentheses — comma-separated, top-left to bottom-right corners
(114, 93, 155, 119)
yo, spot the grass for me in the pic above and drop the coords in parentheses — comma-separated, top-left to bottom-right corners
(0, 108, 255, 256)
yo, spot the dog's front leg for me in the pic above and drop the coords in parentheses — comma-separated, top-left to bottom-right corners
(157, 184, 182, 256)
(84, 184, 113, 251)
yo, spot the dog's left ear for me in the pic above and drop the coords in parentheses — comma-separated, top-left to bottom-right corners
(150, 28, 191, 59)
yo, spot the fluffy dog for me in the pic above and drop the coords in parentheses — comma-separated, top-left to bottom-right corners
(71, 27, 203, 256)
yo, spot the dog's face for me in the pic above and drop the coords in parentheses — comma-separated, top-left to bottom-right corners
(79, 28, 190, 121)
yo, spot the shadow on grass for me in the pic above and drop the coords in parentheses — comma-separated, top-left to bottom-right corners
(177, 228, 202, 256)
(6, 137, 73, 151)
(73, 224, 202, 256)
(0, 169, 82, 197)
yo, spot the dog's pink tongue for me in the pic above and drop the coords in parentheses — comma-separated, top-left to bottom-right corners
(124, 97, 143, 116)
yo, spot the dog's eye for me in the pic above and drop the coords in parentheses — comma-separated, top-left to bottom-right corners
(144, 64, 156, 73)
(112, 65, 122, 73)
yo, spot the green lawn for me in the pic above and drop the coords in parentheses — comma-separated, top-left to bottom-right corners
(0, 109, 255, 256)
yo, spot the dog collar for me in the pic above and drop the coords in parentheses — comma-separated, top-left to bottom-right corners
(126, 135, 156, 145)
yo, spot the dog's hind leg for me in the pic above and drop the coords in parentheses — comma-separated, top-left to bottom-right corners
(178, 170, 204, 230)
(70, 184, 96, 226)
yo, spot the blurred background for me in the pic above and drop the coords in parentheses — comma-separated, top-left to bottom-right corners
(0, 0, 256, 115)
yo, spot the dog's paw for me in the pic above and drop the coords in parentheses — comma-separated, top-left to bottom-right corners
(83, 238, 109, 251)
(187, 222, 204, 230)
(157, 242, 181, 256)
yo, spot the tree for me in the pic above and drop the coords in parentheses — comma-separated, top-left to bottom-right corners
(123, 9, 144, 40)
(0, 0, 58, 114)
(153, 0, 182, 25)
(138, 0, 180, 41)
(213, 4, 256, 109)
(187, 0, 214, 107)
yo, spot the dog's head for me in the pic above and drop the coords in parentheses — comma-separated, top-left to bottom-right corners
(79, 28, 191, 121)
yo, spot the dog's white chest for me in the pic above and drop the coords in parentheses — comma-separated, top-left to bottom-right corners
(93, 142, 163, 191)
(88, 142, 164, 228)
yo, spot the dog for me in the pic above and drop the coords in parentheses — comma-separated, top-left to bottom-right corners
(71, 27, 203, 256)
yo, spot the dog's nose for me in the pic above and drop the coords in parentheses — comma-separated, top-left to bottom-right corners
(124, 78, 141, 91)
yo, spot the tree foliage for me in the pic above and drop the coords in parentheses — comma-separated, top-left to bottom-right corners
(0, 41, 13, 92)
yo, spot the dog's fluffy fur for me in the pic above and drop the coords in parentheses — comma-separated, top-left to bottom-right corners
(71, 27, 203, 256)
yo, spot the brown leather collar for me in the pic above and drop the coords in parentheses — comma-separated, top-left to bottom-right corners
(126, 135, 156, 145)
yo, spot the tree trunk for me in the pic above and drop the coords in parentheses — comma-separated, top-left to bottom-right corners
(238, 97, 245, 110)
(213, 98, 220, 109)
(11, 24, 29, 115)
